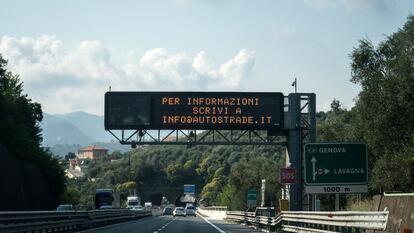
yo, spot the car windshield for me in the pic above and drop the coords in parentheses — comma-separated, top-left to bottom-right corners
(176, 207, 184, 210)
(186, 206, 195, 210)
(128, 201, 138, 206)
(57, 205, 73, 210)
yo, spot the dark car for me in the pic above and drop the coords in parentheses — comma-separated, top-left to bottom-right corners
(163, 207, 173, 215)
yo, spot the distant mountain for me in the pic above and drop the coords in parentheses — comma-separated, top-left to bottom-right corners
(42, 121, 93, 146)
(41, 111, 130, 156)
(54, 111, 113, 142)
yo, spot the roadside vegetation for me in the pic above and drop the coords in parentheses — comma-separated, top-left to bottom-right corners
(0, 55, 65, 209)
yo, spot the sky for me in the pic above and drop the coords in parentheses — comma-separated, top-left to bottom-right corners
(0, 0, 413, 115)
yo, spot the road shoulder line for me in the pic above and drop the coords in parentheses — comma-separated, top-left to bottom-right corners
(197, 213, 226, 233)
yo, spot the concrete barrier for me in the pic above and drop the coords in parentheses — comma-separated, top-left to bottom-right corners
(368, 193, 414, 233)
(197, 206, 227, 220)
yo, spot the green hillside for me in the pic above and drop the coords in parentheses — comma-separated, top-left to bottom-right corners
(66, 132, 285, 210)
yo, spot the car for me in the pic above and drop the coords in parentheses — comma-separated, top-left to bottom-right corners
(130, 205, 144, 211)
(99, 205, 114, 209)
(163, 207, 173, 215)
(56, 204, 74, 211)
(185, 205, 196, 216)
(173, 207, 186, 217)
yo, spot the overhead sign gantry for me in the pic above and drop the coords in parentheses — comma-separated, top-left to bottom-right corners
(105, 91, 317, 211)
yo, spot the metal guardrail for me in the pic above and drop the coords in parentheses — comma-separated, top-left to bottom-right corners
(0, 209, 152, 233)
(226, 208, 389, 233)
(383, 192, 414, 197)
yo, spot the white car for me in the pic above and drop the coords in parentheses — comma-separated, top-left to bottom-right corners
(185, 205, 196, 216)
(130, 205, 144, 211)
(173, 207, 186, 217)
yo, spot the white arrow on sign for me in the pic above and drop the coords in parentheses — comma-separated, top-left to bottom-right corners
(311, 156, 317, 181)
(324, 168, 330, 175)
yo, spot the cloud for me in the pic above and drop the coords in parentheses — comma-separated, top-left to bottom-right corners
(0, 35, 255, 115)
(218, 49, 255, 88)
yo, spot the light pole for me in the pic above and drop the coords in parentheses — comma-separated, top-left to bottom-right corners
(292, 77, 297, 93)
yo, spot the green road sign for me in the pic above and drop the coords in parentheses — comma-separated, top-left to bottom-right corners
(304, 143, 368, 185)
(247, 189, 256, 201)
(247, 189, 257, 207)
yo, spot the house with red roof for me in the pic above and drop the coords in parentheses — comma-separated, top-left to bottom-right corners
(77, 144, 108, 159)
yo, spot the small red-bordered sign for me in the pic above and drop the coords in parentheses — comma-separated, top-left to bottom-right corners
(280, 168, 296, 184)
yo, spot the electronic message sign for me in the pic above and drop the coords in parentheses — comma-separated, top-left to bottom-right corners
(105, 92, 284, 130)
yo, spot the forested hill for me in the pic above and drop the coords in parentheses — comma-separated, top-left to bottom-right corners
(70, 132, 286, 210)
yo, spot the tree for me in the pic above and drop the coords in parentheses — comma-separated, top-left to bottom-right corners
(116, 181, 137, 195)
(59, 187, 81, 206)
(0, 54, 65, 202)
(350, 15, 414, 192)
(201, 167, 226, 205)
(65, 152, 76, 161)
(219, 157, 282, 210)
(316, 99, 357, 143)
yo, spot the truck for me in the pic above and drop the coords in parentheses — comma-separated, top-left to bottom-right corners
(94, 189, 120, 209)
(127, 196, 142, 210)
(144, 202, 152, 210)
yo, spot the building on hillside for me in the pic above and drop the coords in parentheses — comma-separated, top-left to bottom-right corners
(68, 158, 80, 169)
(65, 167, 85, 179)
(65, 158, 85, 179)
(77, 144, 108, 159)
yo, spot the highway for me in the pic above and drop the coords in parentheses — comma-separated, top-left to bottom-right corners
(77, 215, 261, 233)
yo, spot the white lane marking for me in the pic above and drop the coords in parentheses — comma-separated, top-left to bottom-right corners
(153, 217, 176, 233)
(198, 213, 226, 233)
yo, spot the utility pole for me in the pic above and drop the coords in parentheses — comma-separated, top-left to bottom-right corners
(292, 78, 297, 93)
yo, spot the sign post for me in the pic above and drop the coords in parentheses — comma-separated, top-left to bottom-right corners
(304, 143, 368, 194)
(261, 179, 266, 207)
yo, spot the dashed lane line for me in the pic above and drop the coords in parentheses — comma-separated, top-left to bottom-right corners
(153, 217, 176, 233)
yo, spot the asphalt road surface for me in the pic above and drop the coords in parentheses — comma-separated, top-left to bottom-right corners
(77, 215, 261, 233)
